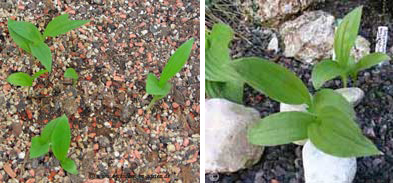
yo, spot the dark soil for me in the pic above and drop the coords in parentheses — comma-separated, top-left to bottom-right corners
(206, 0, 393, 182)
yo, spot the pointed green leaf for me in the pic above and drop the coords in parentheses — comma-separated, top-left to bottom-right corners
(30, 42, 52, 71)
(159, 38, 194, 87)
(51, 114, 71, 161)
(146, 73, 171, 96)
(313, 89, 355, 117)
(231, 57, 311, 105)
(205, 80, 224, 99)
(8, 27, 32, 53)
(248, 111, 316, 146)
(8, 19, 43, 43)
(205, 80, 244, 104)
(334, 6, 362, 66)
(41, 116, 62, 143)
(356, 52, 391, 71)
(30, 136, 50, 159)
(311, 60, 343, 89)
(308, 107, 381, 157)
(43, 14, 90, 37)
(60, 158, 78, 174)
(32, 70, 48, 80)
(7, 72, 33, 86)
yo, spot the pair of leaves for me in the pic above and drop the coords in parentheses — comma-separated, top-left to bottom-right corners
(312, 6, 391, 89)
(7, 70, 48, 87)
(205, 24, 244, 103)
(30, 115, 78, 174)
(146, 38, 194, 105)
(8, 14, 90, 71)
(230, 57, 380, 157)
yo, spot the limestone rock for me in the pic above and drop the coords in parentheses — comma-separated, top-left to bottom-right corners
(303, 140, 356, 183)
(206, 99, 263, 173)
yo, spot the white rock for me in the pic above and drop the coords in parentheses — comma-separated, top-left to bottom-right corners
(241, 0, 325, 25)
(350, 36, 370, 62)
(303, 140, 356, 183)
(280, 87, 364, 145)
(267, 34, 279, 53)
(18, 152, 25, 159)
(280, 11, 335, 63)
(206, 99, 263, 173)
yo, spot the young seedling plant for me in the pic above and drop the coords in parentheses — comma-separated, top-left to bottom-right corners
(8, 14, 90, 72)
(312, 6, 391, 89)
(30, 114, 78, 174)
(205, 23, 244, 104)
(7, 69, 48, 95)
(145, 38, 194, 110)
(231, 57, 381, 157)
(64, 68, 79, 87)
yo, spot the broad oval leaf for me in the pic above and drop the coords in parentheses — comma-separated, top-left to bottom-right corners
(32, 70, 48, 80)
(30, 42, 52, 71)
(64, 68, 78, 80)
(356, 52, 391, 71)
(7, 72, 33, 86)
(334, 6, 362, 66)
(8, 19, 43, 43)
(60, 158, 78, 174)
(248, 111, 316, 146)
(159, 38, 194, 87)
(8, 27, 32, 53)
(30, 136, 50, 159)
(51, 114, 71, 161)
(146, 73, 171, 96)
(231, 57, 311, 105)
(313, 89, 355, 117)
(43, 14, 90, 37)
(311, 60, 343, 89)
(308, 107, 381, 157)
(41, 115, 63, 143)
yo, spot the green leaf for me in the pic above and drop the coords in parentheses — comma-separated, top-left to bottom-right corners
(311, 60, 343, 89)
(231, 57, 311, 105)
(30, 136, 50, 159)
(43, 14, 90, 37)
(7, 72, 33, 86)
(30, 42, 52, 71)
(205, 80, 244, 104)
(158, 38, 194, 87)
(312, 89, 355, 117)
(64, 68, 78, 81)
(356, 52, 391, 71)
(51, 114, 71, 161)
(146, 73, 171, 96)
(32, 70, 48, 80)
(248, 111, 316, 146)
(334, 6, 362, 67)
(205, 80, 224, 99)
(8, 27, 32, 53)
(60, 158, 78, 174)
(308, 107, 381, 157)
(41, 116, 62, 143)
(8, 19, 43, 43)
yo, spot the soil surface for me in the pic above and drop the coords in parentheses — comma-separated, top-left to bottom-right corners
(206, 0, 393, 182)
(0, 0, 200, 182)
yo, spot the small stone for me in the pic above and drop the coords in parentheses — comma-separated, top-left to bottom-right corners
(167, 144, 176, 152)
(303, 140, 356, 183)
(114, 151, 120, 157)
(267, 34, 279, 53)
(18, 152, 25, 159)
(141, 30, 148, 35)
(335, 87, 365, 106)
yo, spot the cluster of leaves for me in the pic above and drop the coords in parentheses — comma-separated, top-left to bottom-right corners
(205, 24, 243, 104)
(231, 57, 381, 157)
(145, 38, 194, 110)
(30, 115, 78, 174)
(8, 14, 90, 71)
(312, 6, 391, 89)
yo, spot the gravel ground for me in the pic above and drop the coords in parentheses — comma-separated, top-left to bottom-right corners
(206, 0, 393, 182)
(0, 0, 200, 182)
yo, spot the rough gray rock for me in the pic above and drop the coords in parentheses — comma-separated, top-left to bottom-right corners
(280, 11, 335, 63)
(350, 36, 371, 62)
(303, 140, 356, 183)
(205, 99, 263, 173)
(241, 0, 325, 25)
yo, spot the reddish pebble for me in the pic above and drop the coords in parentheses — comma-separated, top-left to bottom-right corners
(26, 178, 35, 183)
(93, 144, 99, 150)
(172, 102, 179, 109)
(29, 169, 35, 176)
(271, 180, 280, 183)
(185, 100, 191, 106)
(183, 138, 190, 146)
(138, 109, 143, 115)
(162, 102, 169, 109)
(4, 163, 16, 178)
(130, 34, 137, 38)
(26, 109, 33, 120)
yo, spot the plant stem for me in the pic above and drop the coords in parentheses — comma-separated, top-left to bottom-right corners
(342, 75, 348, 88)
(146, 95, 159, 111)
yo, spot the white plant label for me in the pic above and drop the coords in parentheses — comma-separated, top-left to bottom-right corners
(375, 26, 388, 53)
